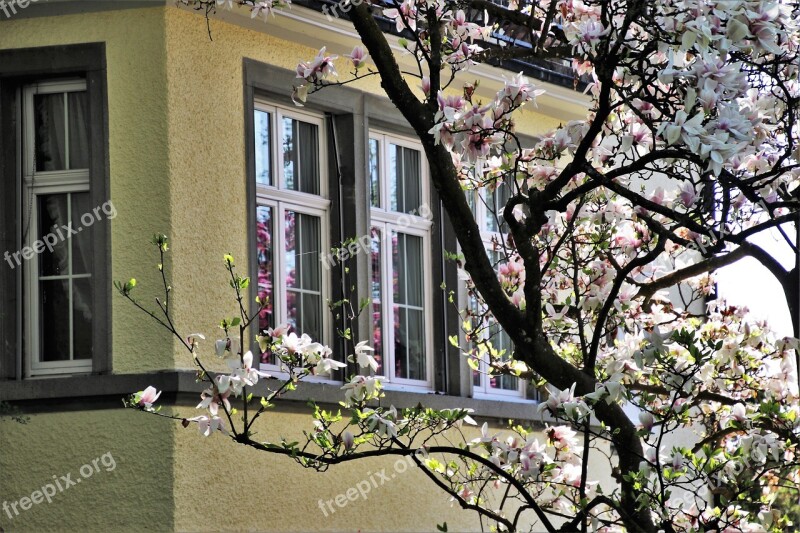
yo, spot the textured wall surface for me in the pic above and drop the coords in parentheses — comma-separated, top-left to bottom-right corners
(0, 408, 174, 532)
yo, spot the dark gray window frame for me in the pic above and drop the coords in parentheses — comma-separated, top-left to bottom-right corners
(0, 43, 112, 379)
(242, 59, 463, 394)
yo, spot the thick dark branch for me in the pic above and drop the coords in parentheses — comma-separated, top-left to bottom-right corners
(635, 245, 753, 302)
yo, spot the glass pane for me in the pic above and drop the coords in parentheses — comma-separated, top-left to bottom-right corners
(38, 194, 69, 277)
(300, 293, 322, 343)
(390, 144, 421, 214)
(394, 307, 426, 381)
(255, 110, 272, 186)
(256, 206, 274, 335)
(34, 93, 67, 172)
(407, 308, 425, 380)
(370, 227, 383, 374)
(71, 192, 93, 275)
(67, 91, 90, 170)
(369, 139, 381, 208)
(393, 232, 423, 307)
(286, 289, 299, 334)
(285, 212, 321, 291)
(283, 117, 319, 195)
(73, 278, 93, 360)
(466, 189, 478, 219)
(392, 232, 425, 381)
(285, 211, 322, 340)
(486, 182, 511, 233)
(489, 324, 517, 391)
(39, 279, 70, 361)
(392, 231, 401, 303)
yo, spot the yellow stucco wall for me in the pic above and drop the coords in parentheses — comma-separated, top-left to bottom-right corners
(0, 408, 174, 532)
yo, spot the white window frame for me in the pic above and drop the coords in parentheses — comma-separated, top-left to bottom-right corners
(253, 100, 332, 379)
(464, 180, 529, 400)
(22, 79, 93, 377)
(369, 132, 434, 390)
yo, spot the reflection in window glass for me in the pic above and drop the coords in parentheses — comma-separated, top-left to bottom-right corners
(369, 138, 381, 208)
(370, 227, 383, 374)
(256, 206, 274, 334)
(285, 211, 322, 342)
(255, 110, 272, 186)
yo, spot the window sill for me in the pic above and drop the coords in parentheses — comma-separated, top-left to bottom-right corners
(0, 370, 555, 424)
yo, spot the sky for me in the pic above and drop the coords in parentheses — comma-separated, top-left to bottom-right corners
(715, 224, 796, 337)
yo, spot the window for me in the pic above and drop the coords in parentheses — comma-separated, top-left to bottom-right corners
(369, 133, 433, 388)
(465, 175, 531, 399)
(253, 102, 330, 371)
(0, 45, 110, 380)
(21, 80, 94, 376)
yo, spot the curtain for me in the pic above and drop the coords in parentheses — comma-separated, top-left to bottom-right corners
(34, 93, 66, 171)
(402, 147, 421, 214)
(390, 145, 422, 214)
(67, 91, 90, 169)
(70, 192, 93, 360)
(283, 118, 319, 195)
(38, 194, 69, 362)
(298, 121, 319, 195)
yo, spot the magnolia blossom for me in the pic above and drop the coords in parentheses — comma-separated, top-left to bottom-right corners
(187, 415, 228, 437)
(341, 375, 382, 407)
(365, 406, 401, 439)
(344, 46, 369, 69)
(197, 386, 231, 417)
(351, 340, 379, 372)
(296, 47, 338, 83)
(136, 386, 161, 410)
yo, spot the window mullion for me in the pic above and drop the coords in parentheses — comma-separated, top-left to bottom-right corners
(67, 193, 74, 361)
(63, 92, 70, 170)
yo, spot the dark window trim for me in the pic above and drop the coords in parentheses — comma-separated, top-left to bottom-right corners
(0, 43, 111, 379)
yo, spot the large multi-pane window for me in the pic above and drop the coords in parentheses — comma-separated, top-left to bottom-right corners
(22, 80, 94, 376)
(253, 102, 329, 370)
(466, 177, 528, 399)
(369, 133, 433, 387)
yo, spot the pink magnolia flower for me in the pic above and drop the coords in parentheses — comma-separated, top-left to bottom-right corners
(197, 387, 231, 417)
(296, 47, 339, 83)
(420, 76, 431, 96)
(136, 386, 161, 409)
(345, 46, 369, 69)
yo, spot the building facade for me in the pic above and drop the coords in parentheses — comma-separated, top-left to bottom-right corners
(0, 2, 594, 531)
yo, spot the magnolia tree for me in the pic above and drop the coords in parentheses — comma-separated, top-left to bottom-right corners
(122, 0, 800, 531)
